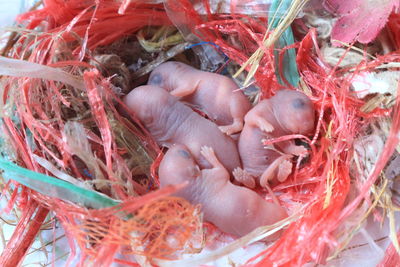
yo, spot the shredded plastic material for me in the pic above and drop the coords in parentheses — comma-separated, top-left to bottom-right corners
(0, 158, 119, 209)
(0, 0, 399, 266)
(268, 0, 300, 87)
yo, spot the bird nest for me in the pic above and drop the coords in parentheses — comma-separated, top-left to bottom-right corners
(0, 0, 399, 266)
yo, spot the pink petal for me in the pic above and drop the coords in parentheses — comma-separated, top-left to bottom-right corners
(325, 0, 400, 44)
(324, 0, 362, 14)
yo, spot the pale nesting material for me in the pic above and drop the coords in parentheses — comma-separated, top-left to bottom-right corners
(353, 134, 385, 180)
(62, 121, 107, 189)
(193, 0, 274, 17)
(303, 15, 334, 39)
(91, 54, 131, 94)
(375, 71, 400, 95)
(350, 71, 400, 99)
(321, 46, 365, 67)
(322, 213, 400, 267)
(385, 153, 400, 206)
(33, 154, 92, 190)
(0, 56, 85, 90)
(385, 154, 400, 181)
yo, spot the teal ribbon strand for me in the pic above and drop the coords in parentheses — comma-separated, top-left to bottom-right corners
(269, 0, 300, 87)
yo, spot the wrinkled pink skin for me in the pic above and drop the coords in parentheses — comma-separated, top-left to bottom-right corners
(148, 61, 252, 135)
(236, 90, 315, 187)
(123, 85, 241, 173)
(159, 144, 287, 238)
